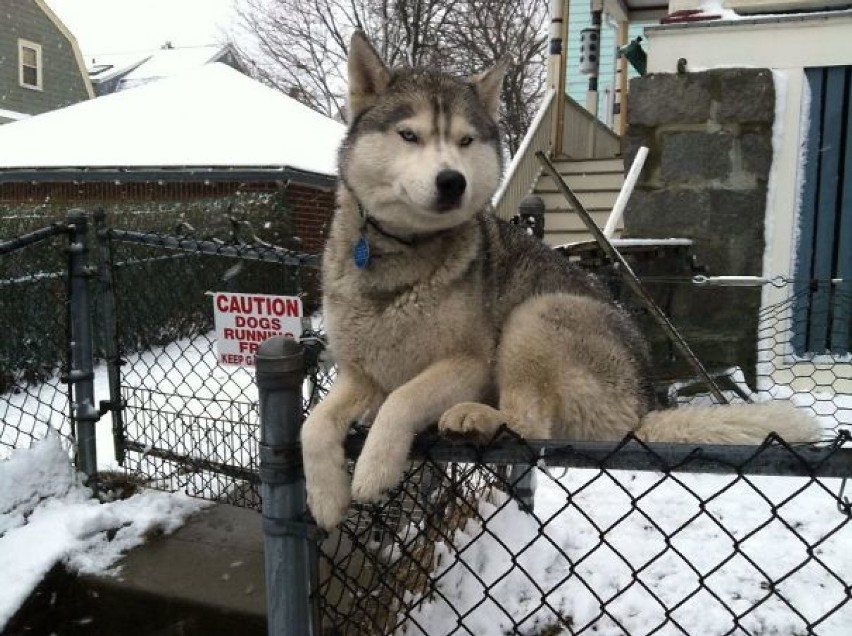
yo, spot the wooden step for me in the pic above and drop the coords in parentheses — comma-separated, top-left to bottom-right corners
(535, 172, 625, 193)
(524, 156, 626, 251)
(536, 190, 618, 212)
(550, 158, 624, 174)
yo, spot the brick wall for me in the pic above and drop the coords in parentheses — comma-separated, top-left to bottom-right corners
(0, 180, 335, 250)
(0, 180, 276, 203)
(284, 184, 336, 309)
(285, 184, 336, 253)
(0, 178, 337, 311)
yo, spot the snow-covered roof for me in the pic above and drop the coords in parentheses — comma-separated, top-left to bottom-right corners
(117, 45, 226, 89)
(88, 45, 233, 91)
(0, 63, 345, 180)
(87, 52, 151, 83)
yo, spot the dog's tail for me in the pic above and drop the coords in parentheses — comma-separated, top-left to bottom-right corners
(634, 402, 822, 445)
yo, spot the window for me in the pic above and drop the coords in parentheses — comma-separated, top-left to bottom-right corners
(793, 66, 852, 356)
(18, 40, 42, 90)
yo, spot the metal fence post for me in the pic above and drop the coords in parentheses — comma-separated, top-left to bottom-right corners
(256, 336, 315, 636)
(66, 209, 98, 479)
(508, 462, 536, 513)
(92, 208, 126, 464)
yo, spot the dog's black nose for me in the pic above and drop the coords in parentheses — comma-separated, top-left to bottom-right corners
(435, 169, 466, 206)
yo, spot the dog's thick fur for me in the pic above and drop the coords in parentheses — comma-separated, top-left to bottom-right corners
(301, 32, 820, 530)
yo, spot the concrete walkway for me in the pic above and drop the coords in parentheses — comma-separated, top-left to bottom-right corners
(81, 503, 267, 635)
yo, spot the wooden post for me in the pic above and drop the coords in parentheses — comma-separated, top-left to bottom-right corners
(616, 20, 630, 137)
(554, 0, 570, 157)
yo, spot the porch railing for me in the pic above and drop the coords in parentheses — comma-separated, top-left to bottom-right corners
(562, 92, 622, 159)
(492, 89, 555, 220)
(493, 89, 623, 221)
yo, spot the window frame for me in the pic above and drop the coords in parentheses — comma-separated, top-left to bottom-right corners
(18, 39, 43, 91)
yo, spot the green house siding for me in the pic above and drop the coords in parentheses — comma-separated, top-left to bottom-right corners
(566, 0, 647, 127)
(0, 0, 90, 118)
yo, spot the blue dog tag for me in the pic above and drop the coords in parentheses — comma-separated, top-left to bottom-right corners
(353, 235, 370, 269)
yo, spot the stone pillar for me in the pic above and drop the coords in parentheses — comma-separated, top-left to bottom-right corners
(623, 68, 775, 387)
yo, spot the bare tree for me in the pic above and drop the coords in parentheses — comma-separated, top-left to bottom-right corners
(231, 0, 548, 154)
(440, 0, 548, 154)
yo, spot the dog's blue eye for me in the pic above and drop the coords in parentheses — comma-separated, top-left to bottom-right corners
(398, 129, 418, 143)
(459, 135, 474, 147)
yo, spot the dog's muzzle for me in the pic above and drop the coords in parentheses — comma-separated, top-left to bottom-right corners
(435, 169, 466, 211)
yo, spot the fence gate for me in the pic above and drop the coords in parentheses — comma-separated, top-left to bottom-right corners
(95, 212, 317, 508)
(1, 221, 74, 460)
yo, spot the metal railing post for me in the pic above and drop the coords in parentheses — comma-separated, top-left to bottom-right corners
(515, 195, 546, 240)
(66, 209, 98, 479)
(256, 336, 315, 636)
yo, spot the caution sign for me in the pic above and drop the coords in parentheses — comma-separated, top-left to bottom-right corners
(213, 292, 302, 366)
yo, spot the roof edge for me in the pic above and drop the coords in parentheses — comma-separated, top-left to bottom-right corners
(89, 55, 152, 85)
(0, 165, 338, 190)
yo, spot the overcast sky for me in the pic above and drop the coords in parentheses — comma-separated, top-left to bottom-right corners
(45, 0, 238, 58)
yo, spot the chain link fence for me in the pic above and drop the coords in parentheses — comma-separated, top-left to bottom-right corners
(1, 209, 323, 499)
(3, 208, 852, 634)
(314, 430, 852, 636)
(307, 272, 852, 634)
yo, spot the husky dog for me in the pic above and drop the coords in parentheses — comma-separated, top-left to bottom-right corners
(301, 32, 819, 530)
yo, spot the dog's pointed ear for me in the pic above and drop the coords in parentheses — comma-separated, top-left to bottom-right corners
(348, 30, 391, 121)
(470, 57, 510, 119)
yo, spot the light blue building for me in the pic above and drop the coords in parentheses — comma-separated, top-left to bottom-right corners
(565, 0, 648, 128)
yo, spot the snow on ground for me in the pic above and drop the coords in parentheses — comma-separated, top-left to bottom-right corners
(0, 436, 206, 629)
(0, 332, 258, 468)
(1, 362, 122, 469)
(407, 468, 851, 635)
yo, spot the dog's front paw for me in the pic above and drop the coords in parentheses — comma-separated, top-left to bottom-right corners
(439, 402, 505, 438)
(350, 453, 406, 503)
(306, 461, 351, 530)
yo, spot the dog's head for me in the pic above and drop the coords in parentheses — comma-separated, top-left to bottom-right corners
(339, 31, 507, 233)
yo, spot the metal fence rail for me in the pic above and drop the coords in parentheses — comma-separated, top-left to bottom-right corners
(106, 227, 319, 267)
